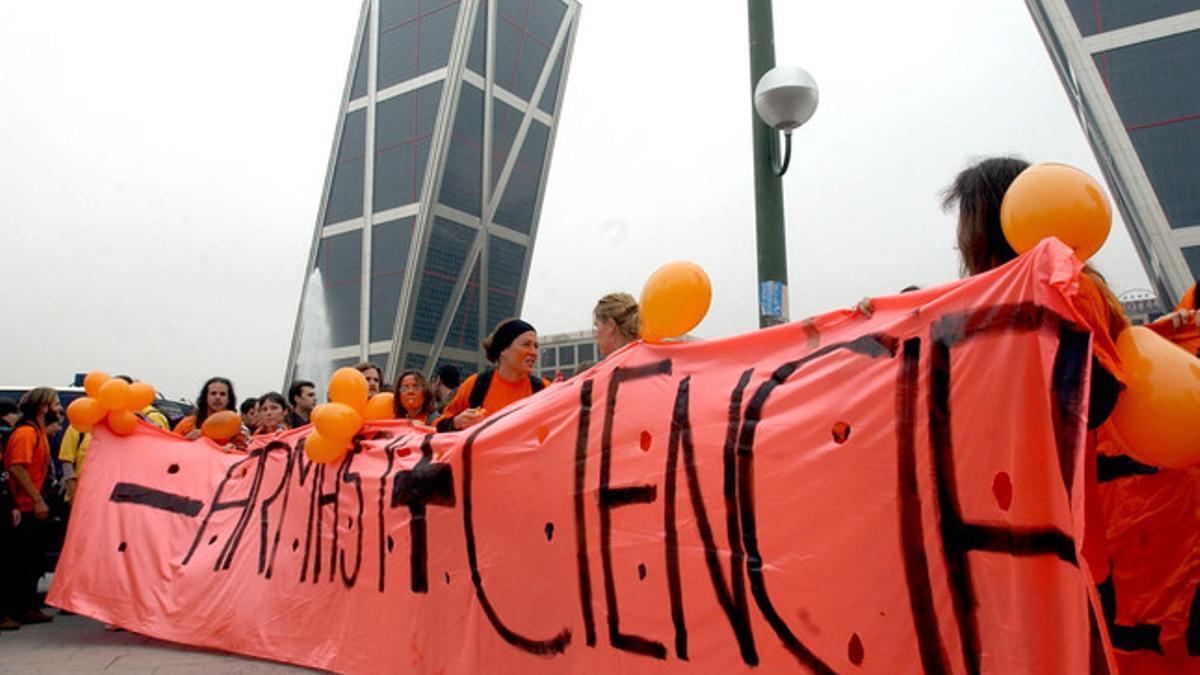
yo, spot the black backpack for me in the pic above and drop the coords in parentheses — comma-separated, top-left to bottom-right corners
(437, 369, 545, 432)
(467, 369, 545, 409)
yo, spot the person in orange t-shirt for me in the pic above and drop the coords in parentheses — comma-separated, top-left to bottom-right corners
(1146, 282, 1200, 356)
(435, 319, 549, 432)
(2, 387, 62, 625)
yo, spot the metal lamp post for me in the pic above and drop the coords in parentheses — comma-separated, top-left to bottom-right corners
(747, 0, 819, 327)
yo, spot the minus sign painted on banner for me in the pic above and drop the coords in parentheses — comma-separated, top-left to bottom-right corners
(109, 482, 204, 517)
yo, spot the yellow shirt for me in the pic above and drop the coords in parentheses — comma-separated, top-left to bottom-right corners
(59, 425, 92, 478)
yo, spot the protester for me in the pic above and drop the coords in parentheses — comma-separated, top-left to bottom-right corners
(240, 398, 259, 432)
(58, 424, 90, 504)
(593, 292, 641, 358)
(254, 392, 290, 436)
(354, 362, 384, 397)
(1147, 281, 1200, 355)
(392, 371, 435, 423)
(0, 398, 20, 631)
(3, 388, 62, 626)
(174, 377, 238, 440)
(429, 364, 461, 415)
(286, 380, 316, 428)
(944, 157, 1128, 415)
(435, 319, 548, 432)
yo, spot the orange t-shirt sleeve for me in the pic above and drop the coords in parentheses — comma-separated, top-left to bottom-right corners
(434, 375, 478, 429)
(1175, 283, 1197, 311)
(1072, 274, 1128, 387)
(4, 427, 37, 466)
(174, 416, 197, 437)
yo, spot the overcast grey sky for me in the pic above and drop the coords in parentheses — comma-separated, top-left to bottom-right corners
(0, 1, 1151, 401)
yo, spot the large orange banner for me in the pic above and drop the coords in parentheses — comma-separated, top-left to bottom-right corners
(51, 242, 1156, 673)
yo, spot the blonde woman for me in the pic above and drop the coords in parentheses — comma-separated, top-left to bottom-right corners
(593, 292, 640, 358)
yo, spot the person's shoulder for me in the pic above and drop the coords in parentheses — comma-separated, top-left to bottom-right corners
(9, 424, 37, 442)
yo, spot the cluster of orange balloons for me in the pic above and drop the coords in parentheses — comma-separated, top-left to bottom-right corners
(65, 371, 156, 436)
(640, 261, 712, 342)
(306, 368, 395, 463)
(1000, 163, 1112, 262)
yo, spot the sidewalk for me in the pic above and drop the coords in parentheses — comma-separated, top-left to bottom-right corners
(1, 579, 316, 674)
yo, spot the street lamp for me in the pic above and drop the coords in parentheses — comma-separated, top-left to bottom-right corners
(753, 66, 819, 176)
(747, 0, 819, 329)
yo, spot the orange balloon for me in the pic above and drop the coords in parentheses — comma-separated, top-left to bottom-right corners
(107, 409, 140, 435)
(128, 382, 156, 410)
(312, 402, 363, 443)
(305, 431, 349, 464)
(202, 410, 243, 443)
(329, 368, 370, 412)
(66, 397, 107, 432)
(999, 163, 1112, 261)
(98, 378, 132, 411)
(363, 393, 395, 422)
(640, 261, 712, 342)
(1110, 326, 1200, 469)
(83, 371, 110, 398)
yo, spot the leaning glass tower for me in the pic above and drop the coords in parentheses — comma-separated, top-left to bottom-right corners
(1026, 1, 1200, 306)
(287, 0, 580, 385)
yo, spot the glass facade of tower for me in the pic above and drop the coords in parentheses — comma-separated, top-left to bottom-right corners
(289, 0, 579, 385)
(1026, 1, 1200, 305)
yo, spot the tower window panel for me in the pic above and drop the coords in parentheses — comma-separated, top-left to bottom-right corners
(370, 216, 417, 342)
(324, 109, 367, 225)
(350, 17, 370, 100)
(445, 258, 481, 349)
(378, 0, 461, 91)
(537, 27, 569, 114)
(466, 0, 488, 76)
(1129, 119, 1200, 228)
(439, 82, 485, 216)
(494, 0, 565, 101)
(315, 229, 363, 348)
(1064, 0, 1200, 38)
(410, 217, 475, 343)
(487, 235, 525, 326)
(375, 82, 444, 213)
(493, 120, 549, 234)
(490, 96, 523, 190)
(1093, 31, 1200, 129)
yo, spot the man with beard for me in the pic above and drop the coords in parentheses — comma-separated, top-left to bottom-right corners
(2, 387, 62, 626)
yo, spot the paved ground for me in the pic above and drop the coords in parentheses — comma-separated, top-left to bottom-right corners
(1, 578, 316, 674)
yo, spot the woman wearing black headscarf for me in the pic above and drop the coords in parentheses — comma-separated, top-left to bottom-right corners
(434, 318, 549, 432)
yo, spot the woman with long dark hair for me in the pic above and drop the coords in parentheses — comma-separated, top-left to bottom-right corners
(392, 370, 435, 423)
